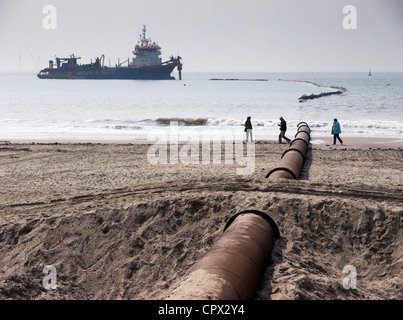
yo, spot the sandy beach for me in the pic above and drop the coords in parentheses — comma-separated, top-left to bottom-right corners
(0, 136, 402, 300)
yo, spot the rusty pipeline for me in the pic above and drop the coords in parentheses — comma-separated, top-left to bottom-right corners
(167, 210, 280, 300)
(294, 131, 310, 144)
(266, 122, 311, 180)
(296, 122, 311, 136)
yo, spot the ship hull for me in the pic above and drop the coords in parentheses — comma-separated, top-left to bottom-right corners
(37, 65, 177, 80)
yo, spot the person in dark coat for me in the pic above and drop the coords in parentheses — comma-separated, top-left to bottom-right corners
(331, 118, 343, 145)
(244, 116, 253, 142)
(278, 117, 291, 144)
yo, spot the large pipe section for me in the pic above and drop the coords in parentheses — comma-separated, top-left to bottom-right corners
(266, 122, 311, 180)
(167, 210, 280, 300)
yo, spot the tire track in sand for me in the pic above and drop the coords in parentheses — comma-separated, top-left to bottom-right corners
(1, 179, 402, 211)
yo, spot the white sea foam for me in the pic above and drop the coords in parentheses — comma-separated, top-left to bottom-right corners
(310, 139, 326, 145)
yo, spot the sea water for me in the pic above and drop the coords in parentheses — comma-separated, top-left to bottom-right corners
(0, 71, 402, 142)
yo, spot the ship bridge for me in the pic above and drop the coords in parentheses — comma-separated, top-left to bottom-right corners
(130, 25, 162, 68)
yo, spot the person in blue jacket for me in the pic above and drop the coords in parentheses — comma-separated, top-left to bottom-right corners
(331, 118, 343, 145)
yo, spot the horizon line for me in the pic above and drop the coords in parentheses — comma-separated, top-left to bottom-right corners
(1, 69, 403, 74)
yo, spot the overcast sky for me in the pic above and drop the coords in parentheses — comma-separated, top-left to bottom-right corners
(1, 0, 402, 72)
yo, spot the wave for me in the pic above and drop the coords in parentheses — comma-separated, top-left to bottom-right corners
(1, 117, 402, 140)
(2, 117, 402, 132)
(155, 118, 209, 126)
(151, 117, 403, 131)
(108, 125, 143, 130)
(148, 118, 403, 138)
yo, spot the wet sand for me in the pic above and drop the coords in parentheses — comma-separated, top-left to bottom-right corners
(0, 138, 402, 299)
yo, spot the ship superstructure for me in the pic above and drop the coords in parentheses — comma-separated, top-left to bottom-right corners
(37, 25, 182, 80)
(131, 26, 163, 68)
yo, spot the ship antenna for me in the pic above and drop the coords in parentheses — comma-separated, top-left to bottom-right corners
(142, 25, 146, 38)
(142, 25, 147, 45)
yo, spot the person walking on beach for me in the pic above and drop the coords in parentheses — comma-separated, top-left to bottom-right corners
(244, 116, 253, 142)
(331, 118, 343, 145)
(278, 117, 291, 144)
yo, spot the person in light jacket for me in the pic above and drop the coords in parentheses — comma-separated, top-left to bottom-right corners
(244, 116, 253, 142)
(331, 118, 343, 145)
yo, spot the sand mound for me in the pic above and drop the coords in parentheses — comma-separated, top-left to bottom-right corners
(1, 178, 401, 300)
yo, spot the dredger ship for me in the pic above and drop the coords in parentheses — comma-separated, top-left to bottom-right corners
(37, 26, 182, 80)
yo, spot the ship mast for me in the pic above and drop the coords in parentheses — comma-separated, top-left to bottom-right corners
(140, 25, 150, 46)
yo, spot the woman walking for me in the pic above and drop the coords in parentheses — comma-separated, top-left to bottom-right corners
(331, 118, 343, 145)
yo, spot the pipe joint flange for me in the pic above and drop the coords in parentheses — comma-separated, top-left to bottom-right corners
(289, 138, 309, 150)
(281, 147, 306, 160)
(265, 167, 297, 180)
(224, 209, 281, 239)
(297, 122, 311, 134)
